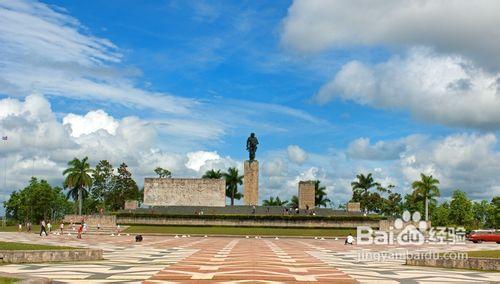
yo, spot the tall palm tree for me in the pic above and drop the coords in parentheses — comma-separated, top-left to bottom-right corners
(202, 169, 223, 179)
(351, 173, 380, 211)
(223, 167, 243, 206)
(263, 196, 288, 206)
(351, 173, 380, 196)
(314, 180, 331, 207)
(63, 157, 93, 215)
(412, 173, 440, 221)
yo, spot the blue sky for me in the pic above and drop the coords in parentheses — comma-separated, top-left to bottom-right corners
(1, 0, 499, 207)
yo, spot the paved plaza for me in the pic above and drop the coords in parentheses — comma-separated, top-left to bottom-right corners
(0, 232, 498, 283)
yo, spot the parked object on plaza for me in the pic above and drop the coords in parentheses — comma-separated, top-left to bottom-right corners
(468, 229, 500, 243)
(135, 235, 143, 242)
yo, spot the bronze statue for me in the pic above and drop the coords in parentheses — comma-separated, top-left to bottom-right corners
(246, 132, 259, 161)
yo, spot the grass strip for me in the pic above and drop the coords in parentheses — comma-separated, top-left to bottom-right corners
(124, 225, 355, 237)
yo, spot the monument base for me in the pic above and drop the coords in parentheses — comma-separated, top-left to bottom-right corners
(244, 160, 259, 205)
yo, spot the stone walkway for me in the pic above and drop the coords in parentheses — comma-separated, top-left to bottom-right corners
(0, 232, 498, 283)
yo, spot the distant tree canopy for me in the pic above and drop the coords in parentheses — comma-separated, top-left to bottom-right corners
(154, 167, 172, 178)
(4, 177, 72, 222)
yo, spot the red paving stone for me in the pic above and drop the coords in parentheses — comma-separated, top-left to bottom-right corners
(145, 238, 357, 283)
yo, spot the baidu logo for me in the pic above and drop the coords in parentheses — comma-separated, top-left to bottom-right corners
(357, 210, 428, 245)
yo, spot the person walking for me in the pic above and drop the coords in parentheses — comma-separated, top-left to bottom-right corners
(47, 221, 52, 233)
(39, 220, 47, 236)
(18, 223, 22, 232)
(77, 223, 83, 239)
(60, 222, 64, 234)
(27, 222, 32, 232)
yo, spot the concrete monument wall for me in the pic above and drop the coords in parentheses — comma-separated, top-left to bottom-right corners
(244, 160, 259, 205)
(298, 181, 315, 209)
(144, 178, 226, 207)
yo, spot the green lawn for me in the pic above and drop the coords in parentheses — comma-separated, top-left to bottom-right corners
(466, 250, 500, 259)
(124, 225, 355, 237)
(0, 277, 18, 284)
(0, 241, 76, 251)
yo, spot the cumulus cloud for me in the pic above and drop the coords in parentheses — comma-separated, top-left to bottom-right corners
(63, 110, 119, 137)
(282, 0, 500, 69)
(185, 151, 221, 172)
(400, 133, 500, 199)
(315, 48, 500, 129)
(286, 145, 308, 164)
(347, 136, 426, 160)
(0, 95, 235, 201)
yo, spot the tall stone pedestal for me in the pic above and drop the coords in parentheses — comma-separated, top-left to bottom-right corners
(244, 160, 259, 205)
(298, 181, 315, 209)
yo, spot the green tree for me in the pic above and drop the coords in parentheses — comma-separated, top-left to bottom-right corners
(449, 190, 473, 227)
(351, 173, 380, 211)
(489, 197, 500, 228)
(263, 196, 288, 206)
(4, 177, 72, 222)
(202, 169, 223, 179)
(382, 192, 403, 217)
(106, 163, 140, 211)
(223, 167, 243, 206)
(154, 167, 172, 178)
(314, 180, 331, 208)
(431, 202, 450, 226)
(411, 173, 440, 221)
(90, 160, 114, 210)
(63, 157, 93, 215)
(290, 195, 299, 208)
(472, 200, 492, 228)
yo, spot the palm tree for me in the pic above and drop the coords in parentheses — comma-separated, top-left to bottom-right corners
(223, 167, 243, 206)
(263, 196, 288, 206)
(351, 173, 380, 196)
(63, 157, 93, 215)
(202, 169, 223, 179)
(314, 180, 331, 207)
(351, 173, 380, 211)
(412, 173, 440, 221)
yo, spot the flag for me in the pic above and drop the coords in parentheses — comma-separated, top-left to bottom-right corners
(1, 136, 7, 141)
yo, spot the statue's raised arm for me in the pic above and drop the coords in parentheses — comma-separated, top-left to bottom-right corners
(246, 132, 259, 161)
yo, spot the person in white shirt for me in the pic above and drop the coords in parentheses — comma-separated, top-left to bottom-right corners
(345, 234, 354, 245)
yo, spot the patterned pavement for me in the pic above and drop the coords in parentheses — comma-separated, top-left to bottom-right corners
(0, 232, 498, 283)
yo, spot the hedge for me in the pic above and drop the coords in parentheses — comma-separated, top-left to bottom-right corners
(114, 212, 383, 222)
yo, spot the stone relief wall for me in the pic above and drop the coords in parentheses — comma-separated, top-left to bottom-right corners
(144, 178, 226, 207)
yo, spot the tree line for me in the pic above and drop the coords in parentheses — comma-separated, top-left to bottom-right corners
(349, 172, 499, 229)
(3, 156, 499, 229)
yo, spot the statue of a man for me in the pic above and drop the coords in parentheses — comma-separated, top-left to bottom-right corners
(246, 132, 259, 161)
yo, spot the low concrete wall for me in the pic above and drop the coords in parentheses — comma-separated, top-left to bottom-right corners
(64, 215, 116, 226)
(0, 249, 102, 264)
(117, 216, 380, 228)
(407, 257, 500, 271)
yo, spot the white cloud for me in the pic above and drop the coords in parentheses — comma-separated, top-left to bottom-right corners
(287, 145, 308, 164)
(63, 110, 119, 137)
(347, 136, 422, 160)
(282, 0, 500, 69)
(400, 133, 500, 199)
(185, 151, 221, 172)
(315, 48, 500, 129)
